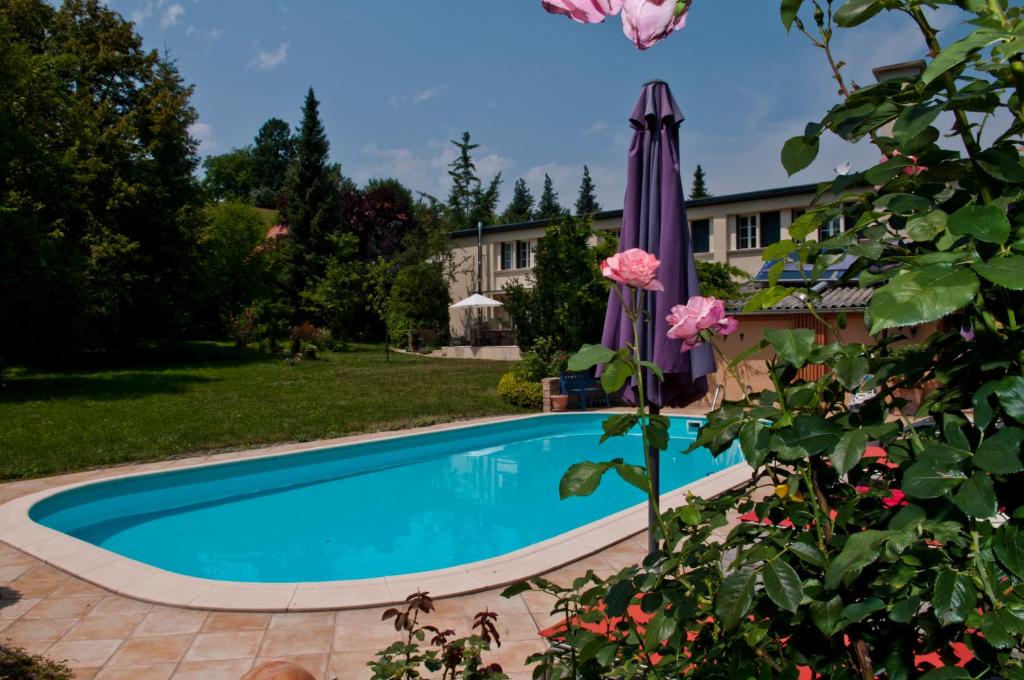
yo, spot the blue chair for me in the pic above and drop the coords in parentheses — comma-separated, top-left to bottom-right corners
(559, 371, 611, 411)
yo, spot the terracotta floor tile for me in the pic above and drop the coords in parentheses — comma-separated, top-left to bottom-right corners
(255, 654, 328, 680)
(330, 651, 375, 680)
(331, 621, 408, 653)
(64, 614, 143, 641)
(482, 639, 548, 673)
(45, 638, 122, 667)
(25, 595, 103, 620)
(494, 613, 542, 642)
(50, 579, 109, 599)
(8, 575, 68, 598)
(0, 596, 41, 620)
(134, 608, 208, 636)
(172, 658, 254, 680)
(93, 664, 176, 680)
(202, 611, 270, 632)
(107, 633, 194, 666)
(2, 616, 77, 643)
(259, 624, 333, 657)
(90, 595, 153, 617)
(183, 630, 264, 662)
(459, 590, 531, 617)
(0, 565, 30, 583)
(71, 667, 100, 679)
(268, 611, 334, 629)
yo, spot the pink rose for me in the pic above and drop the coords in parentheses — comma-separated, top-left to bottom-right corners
(666, 295, 737, 352)
(601, 248, 664, 291)
(541, 0, 624, 23)
(621, 0, 689, 50)
(881, 150, 928, 177)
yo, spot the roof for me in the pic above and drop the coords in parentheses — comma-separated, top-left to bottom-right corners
(451, 182, 823, 238)
(728, 282, 872, 314)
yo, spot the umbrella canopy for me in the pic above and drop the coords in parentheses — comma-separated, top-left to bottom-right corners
(450, 294, 503, 309)
(601, 80, 715, 408)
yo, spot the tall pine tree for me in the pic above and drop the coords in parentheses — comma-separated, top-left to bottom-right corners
(445, 131, 501, 229)
(251, 118, 294, 209)
(502, 178, 535, 223)
(535, 174, 562, 220)
(690, 164, 711, 199)
(574, 165, 600, 216)
(281, 88, 344, 282)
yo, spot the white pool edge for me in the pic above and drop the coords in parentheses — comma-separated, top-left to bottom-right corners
(0, 412, 752, 612)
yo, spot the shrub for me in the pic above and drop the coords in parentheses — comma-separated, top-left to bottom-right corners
(497, 372, 542, 410)
(0, 645, 74, 680)
(517, 336, 568, 382)
(289, 322, 325, 359)
(226, 308, 258, 349)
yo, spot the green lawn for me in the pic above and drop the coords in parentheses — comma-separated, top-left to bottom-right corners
(0, 344, 524, 480)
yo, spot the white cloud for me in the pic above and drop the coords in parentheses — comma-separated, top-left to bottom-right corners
(390, 86, 446, 109)
(160, 2, 184, 28)
(249, 42, 289, 71)
(413, 87, 444, 105)
(582, 121, 609, 136)
(189, 121, 215, 155)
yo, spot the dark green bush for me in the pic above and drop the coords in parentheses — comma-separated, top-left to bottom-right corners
(0, 645, 74, 680)
(497, 372, 542, 410)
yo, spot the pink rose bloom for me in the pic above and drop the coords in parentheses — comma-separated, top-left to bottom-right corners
(881, 150, 928, 177)
(622, 0, 689, 50)
(666, 295, 737, 352)
(542, 0, 623, 23)
(601, 248, 664, 291)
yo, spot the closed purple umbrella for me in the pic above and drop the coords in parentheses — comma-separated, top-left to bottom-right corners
(601, 80, 715, 550)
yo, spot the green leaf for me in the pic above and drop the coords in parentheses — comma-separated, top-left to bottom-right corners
(601, 358, 632, 393)
(889, 596, 921, 623)
(978, 145, 1024, 181)
(764, 559, 803, 613)
(644, 611, 677, 649)
(994, 524, 1024, 579)
(559, 461, 613, 499)
(830, 430, 869, 475)
(921, 29, 997, 86)
(995, 376, 1024, 420)
(893, 103, 943, 144)
(715, 569, 756, 631)
(933, 569, 977, 625)
(781, 135, 820, 176)
(920, 668, 971, 680)
(974, 382, 997, 430)
(604, 579, 635, 617)
(979, 609, 1024, 649)
(678, 504, 701, 526)
(906, 210, 948, 242)
(568, 344, 616, 371)
(889, 503, 926, 530)
(789, 541, 827, 568)
(601, 414, 639, 443)
(614, 463, 649, 494)
(974, 255, 1024, 290)
(902, 460, 967, 498)
(764, 328, 816, 368)
(868, 265, 979, 334)
(647, 416, 670, 451)
(834, 353, 870, 390)
(499, 582, 533, 597)
(973, 427, 1024, 474)
(834, 0, 883, 27)
(739, 420, 770, 468)
(779, 416, 842, 457)
(951, 472, 997, 518)
(744, 286, 792, 312)
(948, 204, 1011, 244)
(841, 597, 885, 624)
(825, 530, 889, 589)
(809, 595, 844, 636)
(639, 360, 664, 382)
(780, 0, 804, 31)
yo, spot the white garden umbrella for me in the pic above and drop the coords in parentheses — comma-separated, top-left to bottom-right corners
(449, 294, 503, 309)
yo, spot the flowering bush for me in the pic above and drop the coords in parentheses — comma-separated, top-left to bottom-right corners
(520, 1, 1024, 678)
(497, 371, 544, 410)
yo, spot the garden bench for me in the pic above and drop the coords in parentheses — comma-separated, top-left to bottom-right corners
(559, 371, 610, 411)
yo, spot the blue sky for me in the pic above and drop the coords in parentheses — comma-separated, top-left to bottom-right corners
(111, 1, 964, 212)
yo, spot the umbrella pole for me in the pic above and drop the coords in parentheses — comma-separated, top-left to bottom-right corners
(648, 404, 661, 554)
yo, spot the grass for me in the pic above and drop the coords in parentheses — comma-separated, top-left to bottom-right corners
(0, 343, 524, 480)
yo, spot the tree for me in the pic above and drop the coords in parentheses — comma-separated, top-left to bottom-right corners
(386, 262, 450, 346)
(281, 88, 345, 283)
(695, 261, 747, 300)
(690, 163, 711, 199)
(574, 165, 600, 216)
(535, 174, 563, 220)
(250, 118, 294, 209)
(202, 148, 254, 203)
(446, 131, 501, 229)
(0, 0, 204, 359)
(501, 178, 535, 224)
(357, 178, 417, 260)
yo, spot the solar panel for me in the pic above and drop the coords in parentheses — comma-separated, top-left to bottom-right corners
(754, 254, 856, 282)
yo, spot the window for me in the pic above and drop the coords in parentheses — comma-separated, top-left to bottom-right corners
(690, 219, 710, 253)
(516, 240, 530, 269)
(760, 211, 781, 247)
(819, 215, 844, 240)
(500, 242, 513, 270)
(736, 215, 758, 250)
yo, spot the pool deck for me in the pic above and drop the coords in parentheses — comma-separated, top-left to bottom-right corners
(0, 409, 742, 679)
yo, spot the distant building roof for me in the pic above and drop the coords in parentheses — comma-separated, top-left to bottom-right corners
(729, 282, 872, 314)
(452, 182, 823, 238)
(267, 224, 290, 240)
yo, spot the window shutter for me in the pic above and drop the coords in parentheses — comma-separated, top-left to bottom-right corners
(760, 211, 781, 247)
(690, 219, 710, 253)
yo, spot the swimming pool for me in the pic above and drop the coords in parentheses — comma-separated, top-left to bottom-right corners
(24, 413, 742, 587)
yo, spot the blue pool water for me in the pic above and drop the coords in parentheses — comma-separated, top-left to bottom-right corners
(31, 414, 741, 583)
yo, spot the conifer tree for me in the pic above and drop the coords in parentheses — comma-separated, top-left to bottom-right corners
(690, 164, 711, 199)
(445, 132, 501, 229)
(574, 165, 601, 216)
(502, 178, 535, 224)
(535, 174, 563, 220)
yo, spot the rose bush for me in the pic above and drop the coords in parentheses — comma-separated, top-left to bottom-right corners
(513, 1, 1024, 678)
